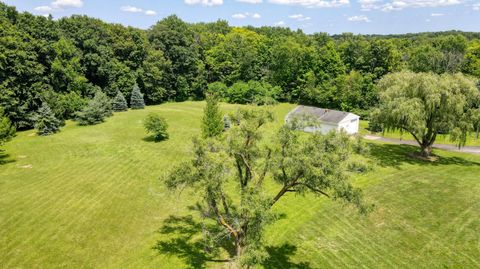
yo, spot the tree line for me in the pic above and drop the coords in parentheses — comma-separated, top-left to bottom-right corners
(1, 1, 480, 131)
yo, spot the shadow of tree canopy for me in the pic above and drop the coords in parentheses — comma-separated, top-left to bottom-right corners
(262, 244, 313, 269)
(0, 151, 15, 165)
(366, 143, 480, 169)
(154, 214, 313, 268)
(153, 215, 233, 269)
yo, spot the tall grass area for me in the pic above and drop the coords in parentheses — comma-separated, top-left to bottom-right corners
(1, 102, 479, 268)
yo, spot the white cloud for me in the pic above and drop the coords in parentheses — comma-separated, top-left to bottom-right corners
(348, 15, 371, 22)
(275, 20, 286, 26)
(357, 0, 464, 12)
(51, 0, 83, 8)
(145, 10, 157, 16)
(431, 13, 445, 16)
(288, 14, 311, 20)
(473, 3, 480, 10)
(185, 0, 224, 6)
(34, 6, 54, 12)
(33, 0, 83, 13)
(232, 13, 248, 19)
(268, 0, 350, 8)
(236, 0, 263, 3)
(121, 5, 143, 13)
(358, 0, 382, 10)
(383, 0, 462, 12)
(232, 12, 262, 19)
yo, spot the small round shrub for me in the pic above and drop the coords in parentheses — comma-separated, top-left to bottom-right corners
(144, 113, 169, 142)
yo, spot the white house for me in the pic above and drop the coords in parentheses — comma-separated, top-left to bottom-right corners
(285, 105, 360, 135)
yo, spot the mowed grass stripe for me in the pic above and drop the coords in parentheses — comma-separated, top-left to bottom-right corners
(1, 102, 479, 268)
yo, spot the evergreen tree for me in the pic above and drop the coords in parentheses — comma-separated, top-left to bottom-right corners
(75, 91, 113, 125)
(112, 91, 128, 112)
(201, 94, 224, 138)
(0, 107, 16, 146)
(130, 84, 145, 109)
(33, 103, 62, 136)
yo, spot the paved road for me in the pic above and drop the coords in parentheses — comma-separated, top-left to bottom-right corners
(363, 135, 480, 155)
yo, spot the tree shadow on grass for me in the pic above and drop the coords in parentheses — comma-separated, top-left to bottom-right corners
(0, 151, 15, 165)
(262, 244, 313, 269)
(154, 214, 312, 268)
(142, 136, 157, 143)
(153, 215, 233, 269)
(367, 143, 480, 169)
(142, 136, 168, 143)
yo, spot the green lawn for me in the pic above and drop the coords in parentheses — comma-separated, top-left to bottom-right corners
(1, 102, 479, 268)
(360, 120, 480, 147)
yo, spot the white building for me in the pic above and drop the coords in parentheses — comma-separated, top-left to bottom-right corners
(285, 105, 360, 135)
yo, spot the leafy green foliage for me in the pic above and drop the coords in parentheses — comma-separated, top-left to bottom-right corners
(371, 71, 479, 156)
(201, 94, 223, 138)
(144, 113, 168, 141)
(130, 84, 145, 109)
(0, 107, 16, 145)
(112, 91, 128, 112)
(1, 0, 479, 129)
(225, 81, 280, 105)
(166, 107, 369, 268)
(75, 91, 112, 125)
(32, 103, 62, 136)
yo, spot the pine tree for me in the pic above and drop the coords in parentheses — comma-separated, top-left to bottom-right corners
(0, 107, 16, 146)
(112, 91, 128, 112)
(130, 84, 145, 109)
(201, 94, 224, 138)
(33, 103, 62, 136)
(75, 91, 113, 125)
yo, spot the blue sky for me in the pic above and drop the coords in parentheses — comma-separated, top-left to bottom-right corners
(4, 0, 480, 34)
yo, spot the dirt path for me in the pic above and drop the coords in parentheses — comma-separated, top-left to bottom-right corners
(363, 135, 480, 155)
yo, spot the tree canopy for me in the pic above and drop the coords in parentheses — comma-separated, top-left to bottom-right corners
(372, 71, 479, 157)
(166, 108, 371, 267)
(1, 1, 480, 131)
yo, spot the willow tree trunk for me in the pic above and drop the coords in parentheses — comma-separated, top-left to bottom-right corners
(420, 145, 433, 157)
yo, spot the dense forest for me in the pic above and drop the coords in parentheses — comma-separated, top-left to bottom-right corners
(1, 2, 479, 130)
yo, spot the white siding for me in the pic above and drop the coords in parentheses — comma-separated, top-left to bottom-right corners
(285, 107, 360, 135)
(338, 114, 360, 135)
(303, 123, 337, 134)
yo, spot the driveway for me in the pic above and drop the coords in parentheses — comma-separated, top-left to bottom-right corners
(363, 135, 480, 155)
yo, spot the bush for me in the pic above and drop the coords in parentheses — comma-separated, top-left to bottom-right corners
(112, 91, 128, 112)
(226, 81, 280, 105)
(206, 82, 228, 98)
(144, 113, 169, 142)
(33, 103, 62, 136)
(130, 84, 145, 109)
(0, 107, 16, 145)
(76, 91, 113, 125)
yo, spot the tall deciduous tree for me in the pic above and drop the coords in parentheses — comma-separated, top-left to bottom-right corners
(201, 94, 223, 138)
(166, 108, 369, 268)
(372, 71, 479, 157)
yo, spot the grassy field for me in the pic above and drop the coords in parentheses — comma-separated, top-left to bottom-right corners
(359, 120, 480, 147)
(1, 101, 479, 268)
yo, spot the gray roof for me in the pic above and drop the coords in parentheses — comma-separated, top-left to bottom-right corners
(286, 105, 357, 124)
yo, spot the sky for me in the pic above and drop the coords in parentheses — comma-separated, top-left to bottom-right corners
(4, 0, 480, 34)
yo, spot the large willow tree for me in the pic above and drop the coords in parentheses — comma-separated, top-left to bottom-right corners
(372, 71, 479, 157)
(166, 108, 370, 268)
